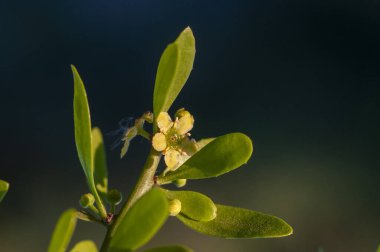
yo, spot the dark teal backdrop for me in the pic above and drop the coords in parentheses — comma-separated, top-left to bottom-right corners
(1, 0, 380, 251)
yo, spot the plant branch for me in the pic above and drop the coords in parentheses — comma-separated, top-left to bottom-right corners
(100, 148, 161, 252)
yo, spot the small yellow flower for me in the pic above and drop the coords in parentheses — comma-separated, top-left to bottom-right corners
(152, 109, 197, 171)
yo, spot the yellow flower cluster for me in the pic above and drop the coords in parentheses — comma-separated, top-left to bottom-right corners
(152, 109, 197, 172)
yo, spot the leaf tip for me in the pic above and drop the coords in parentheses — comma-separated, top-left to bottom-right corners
(183, 26, 193, 33)
(70, 64, 77, 73)
(279, 219, 293, 237)
(175, 27, 195, 49)
(287, 223, 294, 235)
(71, 65, 81, 87)
(232, 132, 254, 163)
(0, 180, 9, 190)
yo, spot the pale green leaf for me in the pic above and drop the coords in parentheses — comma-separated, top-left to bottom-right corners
(48, 209, 78, 252)
(143, 245, 193, 252)
(158, 133, 253, 183)
(92, 127, 108, 196)
(377, 244, 380, 252)
(70, 240, 98, 252)
(163, 189, 217, 221)
(72, 65, 94, 182)
(177, 204, 293, 238)
(72, 66, 106, 218)
(0, 180, 9, 203)
(153, 27, 195, 122)
(109, 188, 169, 251)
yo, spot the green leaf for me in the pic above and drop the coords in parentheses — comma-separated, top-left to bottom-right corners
(158, 133, 253, 183)
(153, 27, 195, 121)
(92, 127, 108, 196)
(143, 245, 193, 252)
(377, 245, 380, 252)
(70, 240, 98, 252)
(72, 65, 93, 180)
(0, 180, 9, 203)
(48, 209, 78, 252)
(109, 188, 169, 251)
(177, 204, 293, 238)
(163, 189, 217, 221)
(72, 65, 107, 218)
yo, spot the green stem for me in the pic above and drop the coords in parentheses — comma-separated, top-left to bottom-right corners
(110, 204, 116, 215)
(89, 204, 100, 215)
(100, 148, 161, 252)
(90, 181, 108, 220)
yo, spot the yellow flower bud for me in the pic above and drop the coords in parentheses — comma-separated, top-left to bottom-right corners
(173, 179, 187, 188)
(168, 199, 182, 216)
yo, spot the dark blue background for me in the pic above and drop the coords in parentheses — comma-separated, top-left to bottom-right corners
(1, 0, 380, 251)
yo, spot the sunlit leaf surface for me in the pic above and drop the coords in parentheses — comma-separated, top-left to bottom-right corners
(48, 209, 77, 252)
(164, 189, 217, 221)
(109, 188, 169, 251)
(143, 245, 193, 252)
(158, 133, 253, 182)
(92, 127, 108, 196)
(153, 27, 195, 123)
(178, 204, 293, 238)
(70, 240, 98, 252)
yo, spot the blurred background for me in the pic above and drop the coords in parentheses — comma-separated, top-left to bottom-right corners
(1, 0, 380, 251)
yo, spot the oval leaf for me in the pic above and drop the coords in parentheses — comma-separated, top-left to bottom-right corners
(109, 188, 169, 251)
(143, 245, 193, 252)
(92, 127, 108, 196)
(70, 240, 98, 252)
(153, 27, 195, 120)
(177, 204, 293, 238)
(163, 189, 217, 221)
(48, 209, 78, 252)
(158, 133, 253, 183)
(0, 180, 9, 203)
